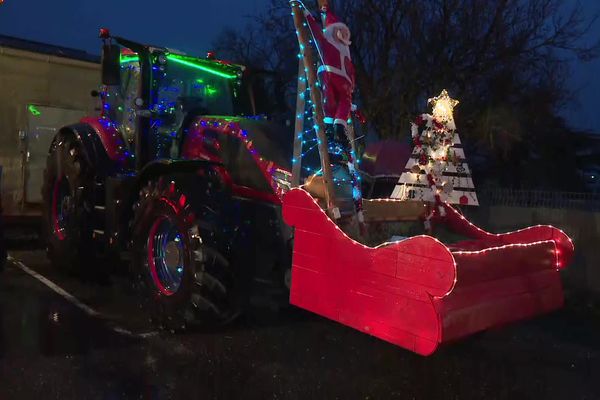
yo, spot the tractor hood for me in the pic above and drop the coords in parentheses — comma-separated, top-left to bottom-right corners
(236, 118, 294, 171)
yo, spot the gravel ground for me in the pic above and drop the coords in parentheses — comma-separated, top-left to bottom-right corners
(0, 250, 599, 399)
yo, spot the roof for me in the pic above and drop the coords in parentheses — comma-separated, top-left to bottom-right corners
(0, 34, 100, 63)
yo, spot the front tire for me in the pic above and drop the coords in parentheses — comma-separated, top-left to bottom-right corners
(131, 175, 238, 330)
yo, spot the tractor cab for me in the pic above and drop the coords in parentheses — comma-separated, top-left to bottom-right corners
(99, 30, 284, 171)
(107, 48, 240, 145)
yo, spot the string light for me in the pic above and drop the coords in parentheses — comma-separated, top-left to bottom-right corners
(188, 117, 291, 199)
(453, 239, 557, 255)
(444, 203, 574, 246)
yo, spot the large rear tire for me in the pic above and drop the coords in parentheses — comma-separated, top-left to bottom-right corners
(0, 215, 6, 272)
(131, 175, 239, 330)
(41, 131, 96, 273)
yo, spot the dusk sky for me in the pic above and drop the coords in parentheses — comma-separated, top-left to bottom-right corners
(1, 0, 598, 133)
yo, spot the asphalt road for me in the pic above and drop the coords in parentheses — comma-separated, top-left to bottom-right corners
(0, 249, 599, 400)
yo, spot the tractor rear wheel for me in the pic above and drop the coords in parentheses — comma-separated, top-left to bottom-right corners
(131, 175, 238, 330)
(41, 132, 96, 273)
(0, 215, 6, 272)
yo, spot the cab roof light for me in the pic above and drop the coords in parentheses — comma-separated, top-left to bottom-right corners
(120, 55, 139, 64)
(166, 54, 238, 80)
(118, 53, 238, 79)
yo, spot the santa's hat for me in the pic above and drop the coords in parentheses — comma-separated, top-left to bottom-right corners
(324, 10, 351, 45)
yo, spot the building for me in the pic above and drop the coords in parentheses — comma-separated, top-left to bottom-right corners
(0, 35, 100, 218)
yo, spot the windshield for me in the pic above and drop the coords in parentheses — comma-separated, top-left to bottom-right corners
(106, 51, 240, 141)
(152, 55, 239, 138)
(156, 56, 235, 117)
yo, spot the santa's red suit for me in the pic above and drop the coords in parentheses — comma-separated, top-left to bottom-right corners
(304, 8, 355, 127)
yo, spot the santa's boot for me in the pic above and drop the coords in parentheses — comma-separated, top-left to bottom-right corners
(324, 123, 349, 169)
(333, 123, 351, 157)
(334, 124, 367, 238)
(325, 123, 345, 164)
(324, 122, 334, 138)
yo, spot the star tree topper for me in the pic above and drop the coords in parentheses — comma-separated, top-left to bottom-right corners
(428, 89, 459, 125)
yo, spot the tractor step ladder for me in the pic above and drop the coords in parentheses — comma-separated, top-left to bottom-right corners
(92, 180, 106, 237)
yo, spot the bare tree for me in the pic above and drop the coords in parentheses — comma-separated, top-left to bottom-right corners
(213, 0, 599, 189)
(212, 0, 299, 113)
(338, 0, 598, 135)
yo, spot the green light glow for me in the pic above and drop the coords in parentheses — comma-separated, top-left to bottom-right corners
(118, 53, 238, 79)
(206, 85, 218, 96)
(120, 55, 139, 64)
(28, 104, 41, 116)
(166, 55, 238, 79)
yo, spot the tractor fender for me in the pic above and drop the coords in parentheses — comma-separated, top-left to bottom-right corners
(133, 158, 236, 252)
(50, 123, 121, 176)
(137, 159, 224, 189)
(80, 117, 130, 167)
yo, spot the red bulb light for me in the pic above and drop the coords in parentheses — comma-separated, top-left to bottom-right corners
(99, 28, 110, 39)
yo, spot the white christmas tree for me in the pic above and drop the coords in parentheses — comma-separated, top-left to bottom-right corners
(391, 90, 479, 206)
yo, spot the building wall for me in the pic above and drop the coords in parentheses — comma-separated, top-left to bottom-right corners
(0, 46, 100, 216)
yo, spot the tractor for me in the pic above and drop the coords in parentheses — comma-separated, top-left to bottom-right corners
(42, 30, 295, 328)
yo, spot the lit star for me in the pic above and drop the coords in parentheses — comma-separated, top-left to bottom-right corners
(428, 89, 459, 123)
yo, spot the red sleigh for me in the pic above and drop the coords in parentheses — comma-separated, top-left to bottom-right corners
(282, 188, 574, 356)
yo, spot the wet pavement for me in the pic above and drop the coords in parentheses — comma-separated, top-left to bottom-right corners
(0, 250, 599, 399)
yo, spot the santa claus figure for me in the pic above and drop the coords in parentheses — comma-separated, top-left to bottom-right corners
(303, 5, 364, 226)
(303, 5, 355, 164)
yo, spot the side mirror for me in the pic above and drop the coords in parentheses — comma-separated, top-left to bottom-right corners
(101, 44, 121, 86)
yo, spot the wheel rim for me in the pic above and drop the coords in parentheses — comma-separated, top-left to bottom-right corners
(51, 176, 72, 241)
(147, 216, 185, 296)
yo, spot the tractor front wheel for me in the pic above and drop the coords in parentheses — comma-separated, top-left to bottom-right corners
(131, 176, 238, 330)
